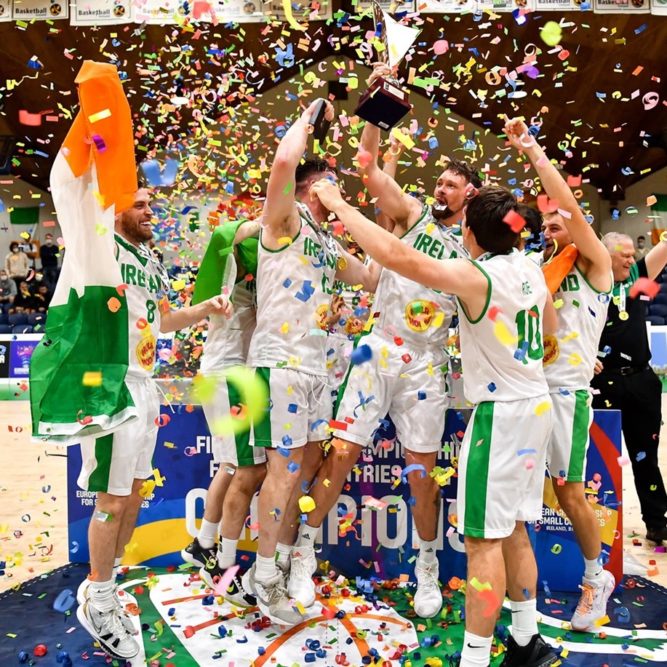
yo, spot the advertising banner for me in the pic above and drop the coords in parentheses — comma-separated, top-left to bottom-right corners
(67, 404, 622, 592)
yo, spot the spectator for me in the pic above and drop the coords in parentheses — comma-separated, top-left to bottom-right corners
(5, 242, 31, 289)
(9, 281, 37, 313)
(39, 233, 60, 288)
(32, 283, 52, 312)
(19, 233, 40, 269)
(592, 231, 667, 544)
(0, 269, 17, 311)
(635, 235, 650, 262)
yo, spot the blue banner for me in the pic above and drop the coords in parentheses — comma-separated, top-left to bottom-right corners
(67, 406, 622, 592)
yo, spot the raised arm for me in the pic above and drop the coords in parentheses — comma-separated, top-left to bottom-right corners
(505, 118, 611, 291)
(264, 99, 334, 235)
(644, 239, 667, 281)
(358, 65, 421, 229)
(310, 180, 483, 301)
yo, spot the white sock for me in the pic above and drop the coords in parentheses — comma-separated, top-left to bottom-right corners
(197, 518, 219, 549)
(217, 538, 238, 570)
(459, 631, 492, 666)
(276, 542, 292, 568)
(584, 556, 603, 581)
(88, 578, 115, 613)
(510, 598, 538, 647)
(418, 537, 438, 564)
(297, 524, 318, 548)
(255, 554, 278, 582)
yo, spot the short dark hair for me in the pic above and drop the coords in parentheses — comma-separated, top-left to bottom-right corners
(638, 235, 645, 241)
(516, 204, 543, 248)
(294, 157, 337, 191)
(9, 241, 19, 251)
(441, 158, 482, 189)
(466, 186, 519, 254)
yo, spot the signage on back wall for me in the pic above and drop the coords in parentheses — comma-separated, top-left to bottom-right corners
(67, 403, 622, 592)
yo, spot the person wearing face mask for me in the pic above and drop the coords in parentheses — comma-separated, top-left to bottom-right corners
(592, 232, 667, 545)
(0, 269, 17, 312)
(40, 233, 61, 289)
(5, 242, 30, 290)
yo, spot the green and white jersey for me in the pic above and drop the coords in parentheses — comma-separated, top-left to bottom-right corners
(247, 205, 340, 377)
(115, 234, 169, 379)
(543, 264, 611, 392)
(371, 206, 463, 347)
(458, 250, 549, 404)
(201, 280, 256, 372)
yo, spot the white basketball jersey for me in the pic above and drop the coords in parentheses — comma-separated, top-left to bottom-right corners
(371, 206, 463, 347)
(458, 250, 549, 404)
(115, 234, 168, 379)
(200, 280, 256, 372)
(543, 264, 611, 391)
(247, 205, 339, 376)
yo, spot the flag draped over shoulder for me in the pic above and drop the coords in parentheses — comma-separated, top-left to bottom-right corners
(192, 220, 258, 305)
(30, 61, 139, 441)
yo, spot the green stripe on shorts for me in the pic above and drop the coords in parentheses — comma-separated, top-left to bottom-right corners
(252, 367, 273, 448)
(464, 402, 494, 537)
(333, 329, 371, 419)
(227, 377, 254, 465)
(568, 390, 590, 481)
(87, 433, 114, 492)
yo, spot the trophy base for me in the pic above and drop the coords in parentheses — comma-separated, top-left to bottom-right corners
(354, 77, 411, 130)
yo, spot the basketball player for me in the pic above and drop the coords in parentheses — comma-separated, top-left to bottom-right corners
(505, 118, 615, 632)
(287, 70, 481, 620)
(181, 217, 266, 608)
(310, 178, 559, 667)
(76, 189, 232, 660)
(241, 99, 377, 625)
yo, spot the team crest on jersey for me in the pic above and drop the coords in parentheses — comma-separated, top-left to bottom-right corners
(404, 300, 437, 332)
(542, 334, 559, 366)
(136, 333, 157, 370)
(521, 280, 533, 295)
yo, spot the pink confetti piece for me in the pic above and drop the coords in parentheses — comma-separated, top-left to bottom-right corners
(212, 564, 239, 596)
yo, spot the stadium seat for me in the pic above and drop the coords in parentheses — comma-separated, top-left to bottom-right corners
(646, 315, 666, 325)
(27, 312, 46, 326)
(652, 293, 667, 306)
(12, 324, 33, 334)
(0, 324, 12, 334)
(8, 312, 28, 326)
(648, 303, 667, 318)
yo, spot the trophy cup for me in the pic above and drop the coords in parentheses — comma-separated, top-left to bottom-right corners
(354, 1, 420, 130)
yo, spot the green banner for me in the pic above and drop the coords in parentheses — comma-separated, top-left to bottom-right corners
(9, 206, 39, 225)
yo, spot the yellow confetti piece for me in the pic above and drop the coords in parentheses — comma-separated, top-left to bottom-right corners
(567, 353, 583, 366)
(280, 322, 290, 334)
(139, 480, 156, 498)
(298, 495, 316, 513)
(153, 468, 165, 487)
(82, 371, 102, 387)
(493, 320, 518, 346)
(391, 127, 415, 150)
(553, 298, 564, 310)
(278, 236, 293, 247)
(431, 311, 445, 329)
(88, 108, 111, 123)
(171, 279, 186, 291)
(281, 0, 305, 31)
(469, 577, 492, 592)
(594, 614, 610, 627)
(535, 401, 552, 416)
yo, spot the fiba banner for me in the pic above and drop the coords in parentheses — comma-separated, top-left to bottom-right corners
(67, 406, 622, 592)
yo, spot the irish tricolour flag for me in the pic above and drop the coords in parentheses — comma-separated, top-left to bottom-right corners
(30, 61, 139, 441)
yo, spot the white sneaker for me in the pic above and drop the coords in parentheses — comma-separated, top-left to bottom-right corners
(287, 545, 317, 608)
(76, 599, 139, 660)
(77, 579, 137, 635)
(571, 570, 616, 632)
(413, 558, 442, 618)
(242, 564, 304, 626)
